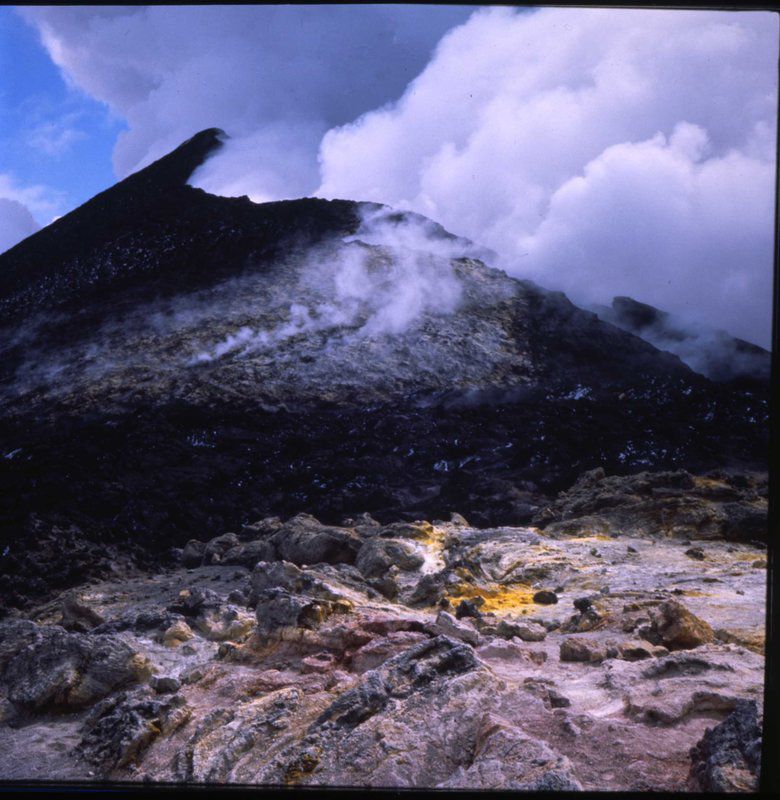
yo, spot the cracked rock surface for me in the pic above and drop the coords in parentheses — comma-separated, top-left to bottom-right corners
(0, 509, 765, 790)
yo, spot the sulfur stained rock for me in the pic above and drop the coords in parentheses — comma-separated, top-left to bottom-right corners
(714, 627, 764, 655)
(255, 588, 352, 635)
(377, 521, 435, 541)
(194, 604, 255, 642)
(162, 620, 194, 648)
(536, 469, 767, 543)
(0, 493, 768, 790)
(80, 688, 191, 773)
(642, 600, 714, 651)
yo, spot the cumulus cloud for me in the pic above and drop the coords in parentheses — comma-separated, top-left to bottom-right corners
(18, 4, 472, 195)
(0, 171, 63, 252)
(318, 7, 777, 347)
(0, 197, 39, 254)
(16, 6, 778, 347)
(0, 172, 63, 222)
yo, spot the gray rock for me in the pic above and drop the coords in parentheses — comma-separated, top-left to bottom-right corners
(150, 676, 181, 694)
(496, 618, 547, 642)
(80, 689, 191, 772)
(432, 611, 480, 646)
(688, 699, 761, 792)
(222, 539, 277, 567)
(317, 635, 479, 729)
(455, 598, 484, 619)
(355, 538, 424, 578)
(408, 570, 450, 607)
(203, 532, 241, 565)
(181, 539, 206, 567)
(367, 572, 399, 600)
(559, 636, 606, 663)
(255, 588, 351, 634)
(437, 713, 582, 789)
(3, 625, 150, 714)
(250, 560, 305, 597)
(271, 514, 363, 566)
(59, 592, 106, 633)
(532, 590, 558, 605)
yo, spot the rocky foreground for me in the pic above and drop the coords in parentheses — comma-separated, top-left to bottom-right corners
(0, 469, 766, 791)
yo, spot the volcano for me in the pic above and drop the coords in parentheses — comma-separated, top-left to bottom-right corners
(0, 129, 768, 612)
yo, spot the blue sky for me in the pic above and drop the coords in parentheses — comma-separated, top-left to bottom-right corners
(0, 6, 124, 223)
(0, 6, 776, 348)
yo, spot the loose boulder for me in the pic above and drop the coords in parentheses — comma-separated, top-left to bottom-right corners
(642, 601, 714, 650)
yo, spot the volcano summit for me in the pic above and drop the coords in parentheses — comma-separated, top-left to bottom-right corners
(0, 128, 768, 603)
(0, 128, 768, 792)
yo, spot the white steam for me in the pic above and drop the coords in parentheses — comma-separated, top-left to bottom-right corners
(191, 208, 468, 363)
(13, 6, 778, 351)
(316, 7, 777, 349)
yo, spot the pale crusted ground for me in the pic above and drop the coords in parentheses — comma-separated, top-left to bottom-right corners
(0, 515, 766, 791)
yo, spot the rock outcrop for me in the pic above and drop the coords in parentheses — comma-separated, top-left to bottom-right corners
(688, 700, 762, 791)
(0, 511, 766, 790)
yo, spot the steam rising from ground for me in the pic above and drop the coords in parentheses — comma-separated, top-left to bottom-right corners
(316, 8, 777, 349)
(3, 208, 488, 401)
(191, 208, 470, 363)
(593, 300, 771, 382)
(9, 6, 778, 351)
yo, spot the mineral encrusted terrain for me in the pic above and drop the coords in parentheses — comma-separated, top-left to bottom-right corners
(0, 130, 769, 790)
(0, 508, 765, 790)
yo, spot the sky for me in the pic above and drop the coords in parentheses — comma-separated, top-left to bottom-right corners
(0, 5, 777, 348)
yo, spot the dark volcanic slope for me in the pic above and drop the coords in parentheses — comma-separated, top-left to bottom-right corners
(0, 129, 359, 324)
(0, 129, 768, 611)
(593, 296, 771, 384)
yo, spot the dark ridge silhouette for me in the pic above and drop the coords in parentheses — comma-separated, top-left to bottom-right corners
(0, 130, 768, 614)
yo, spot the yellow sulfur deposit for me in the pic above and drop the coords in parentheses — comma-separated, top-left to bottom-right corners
(445, 581, 535, 614)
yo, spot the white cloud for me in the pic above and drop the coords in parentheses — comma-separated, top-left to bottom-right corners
(18, 4, 473, 196)
(0, 197, 39, 254)
(317, 7, 778, 347)
(26, 112, 87, 156)
(0, 172, 64, 226)
(15, 6, 778, 348)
